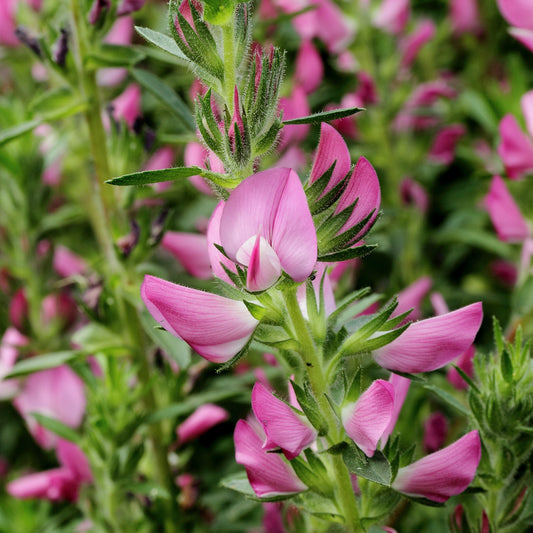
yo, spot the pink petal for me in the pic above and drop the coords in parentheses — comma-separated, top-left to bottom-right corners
(342, 380, 394, 457)
(509, 27, 533, 52)
(309, 123, 352, 193)
(336, 157, 381, 244)
(423, 412, 448, 453)
(7, 468, 78, 502)
(521, 91, 533, 138)
(207, 202, 237, 284)
(0, 327, 27, 399)
(450, 0, 481, 35)
(373, 302, 483, 373)
(111, 84, 142, 130)
(0, 0, 19, 47)
(278, 87, 311, 150)
(447, 345, 476, 390)
(252, 383, 317, 460)
(399, 177, 429, 213)
(295, 39, 323, 94)
(161, 231, 212, 280)
(497, 114, 533, 179)
(497, 0, 533, 31)
(176, 404, 229, 444)
(381, 373, 411, 445)
(392, 431, 481, 502)
(483, 175, 530, 242)
(219, 168, 317, 283)
(429, 124, 466, 165)
(97, 17, 134, 87)
(373, 0, 410, 35)
(401, 19, 436, 68)
(234, 419, 307, 497)
(394, 276, 433, 322)
(239, 235, 282, 292)
(57, 440, 93, 483)
(141, 275, 258, 363)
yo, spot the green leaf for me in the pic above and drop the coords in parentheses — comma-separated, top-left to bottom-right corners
(282, 106, 364, 125)
(131, 68, 195, 131)
(30, 413, 80, 443)
(29, 87, 80, 116)
(135, 26, 189, 61)
(106, 166, 204, 186)
(220, 472, 295, 502)
(139, 309, 191, 368)
(126, 482, 170, 500)
(317, 244, 378, 262)
(422, 383, 470, 416)
(500, 349, 514, 383)
(340, 441, 392, 486)
(203, 0, 236, 25)
(5, 351, 81, 379)
(86, 44, 145, 68)
(72, 322, 124, 354)
(0, 119, 42, 147)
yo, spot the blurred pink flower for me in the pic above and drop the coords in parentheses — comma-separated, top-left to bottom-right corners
(278, 86, 311, 151)
(399, 177, 429, 213)
(97, 17, 134, 86)
(429, 124, 466, 165)
(0, 0, 19, 46)
(373, 0, 410, 35)
(400, 19, 436, 68)
(53, 246, 87, 278)
(295, 40, 323, 94)
(423, 412, 448, 453)
(110, 84, 142, 130)
(0, 327, 27, 399)
(176, 404, 229, 444)
(161, 231, 212, 280)
(450, 0, 481, 35)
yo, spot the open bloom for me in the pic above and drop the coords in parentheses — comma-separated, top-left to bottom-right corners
(392, 430, 481, 502)
(342, 379, 394, 457)
(234, 418, 307, 498)
(252, 382, 317, 460)
(141, 275, 258, 363)
(218, 168, 317, 292)
(373, 302, 483, 373)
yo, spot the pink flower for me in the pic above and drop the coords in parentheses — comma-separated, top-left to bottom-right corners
(234, 418, 307, 498)
(394, 276, 433, 322)
(373, 0, 410, 35)
(176, 404, 229, 444)
(0, 327, 27, 399)
(508, 27, 533, 53)
(373, 302, 483, 373)
(295, 40, 323, 94)
(450, 0, 481, 36)
(7, 439, 92, 502)
(380, 373, 411, 445)
(447, 345, 476, 390)
(341, 380, 394, 457)
(218, 168, 317, 291)
(400, 19, 436, 68)
(0, 0, 19, 46)
(429, 124, 466, 165)
(423, 412, 448, 453)
(497, 0, 533, 30)
(14, 366, 86, 450)
(483, 175, 530, 242)
(278, 87, 311, 151)
(53, 246, 87, 278)
(252, 382, 317, 460)
(117, 0, 146, 16)
(161, 231, 212, 280)
(110, 84, 142, 130)
(392, 430, 481, 502)
(399, 177, 429, 213)
(498, 91, 533, 179)
(141, 275, 259, 363)
(184, 142, 223, 195)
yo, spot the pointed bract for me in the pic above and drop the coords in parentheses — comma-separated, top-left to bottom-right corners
(373, 303, 483, 373)
(342, 379, 394, 457)
(252, 382, 317, 460)
(141, 275, 258, 363)
(392, 431, 481, 502)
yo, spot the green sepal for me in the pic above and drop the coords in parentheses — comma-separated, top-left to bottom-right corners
(318, 245, 378, 263)
(242, 300, 268, 321)
(336, 441, 392, 486)
(282, 106, 364, 125)
(354, 323, 409, 353)
(316, 199, 357, 243)
(292, 454, 333, 497)
(253, 119, 282, 155)
(309, 170, 350, 216)
(327, 288, 372, 327)
(422, 383, 470, 416)
(305, 163, 336, 204)
(500, 349, 514, 383)
(344, 367, 362, 404)
(452, 364, 480, 392)
(290, 380, 329, 435)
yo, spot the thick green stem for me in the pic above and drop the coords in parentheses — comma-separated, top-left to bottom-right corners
(282, 287, 363, 533)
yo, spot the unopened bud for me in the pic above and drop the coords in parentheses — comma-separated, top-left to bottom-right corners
(14, 27, 42, 58)
(52, 29, 69, 67)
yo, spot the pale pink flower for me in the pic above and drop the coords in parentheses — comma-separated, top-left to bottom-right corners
(161, 231, 212, 280)
(295, 40, 323, 94)
(278, 87, 311, 151)
(497, 0, 533, 30)
(141, 275, 259, 363)
(450, 0, 481, 35)
(184, 142, 223, 195)
(392, 431, 481, 502)
(110, 84, 142, 130)
(394, 276, 433, 322)
(0, 327, 27, 399)
(176, 404, 229, 444)
(373, 0, 410, 35)
(0, 0, 19, 47)
(400, 19, 436, 68)
(53, 246, 87, 278)
(380, 373, 411, 446)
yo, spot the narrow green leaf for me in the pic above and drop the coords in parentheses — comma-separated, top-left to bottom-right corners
(317, 244, 378, 262)
(135, 26, 189, 61)
(0, 119, 42, 147)
(500, 350, 514, 383)
(282, 106, 364, 125)
(422, 384, 470, 416)
(86, 44, 145, 68)
(30, 413, 80, 443)
(220, 472, 295, 502)
(106, 166, 204, 186)
(131, 68, 195, 131)
(5, 351, 81, 379)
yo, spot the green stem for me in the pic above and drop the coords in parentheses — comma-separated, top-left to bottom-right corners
(222, 18, 236, 113)
(282, 287, 363, 533)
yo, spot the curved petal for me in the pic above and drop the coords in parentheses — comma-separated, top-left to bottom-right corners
(497, 0, 533, 31)
(141, 275, 258, 363)
(234, 419, 307, 497)
(336, 157, 381, 244)
(176, 404, 229, 444)
(239, 235, 282, 292)
(497, 114, 533, 179)
(394, 276, 433, 322)
(342, 379, 394, 457)
(392, 431, 481, 502)
(161, 231, 212, 280)
(295, 39, 324, 94)
(381, 373, 411, 446)
(309, 123, 352, 193)
(57, 440, 93, 483)
(373, 303, 483, 373)
(207, 201, 237, 284)
(521, 90, 533, 138)
(7, 468, 78, 502)
(509, 27, 533, 53)
(220, 168, 317, 283)
(252, 383, 317, 460)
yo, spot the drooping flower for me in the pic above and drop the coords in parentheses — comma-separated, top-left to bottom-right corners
(392, 430, 481, 503)
(218, 168, 317, 292)
(252, 382, 317, 460)
(373, 302, 483, 373)
(53, 246, 87, 278)
(141, 275, 259, 363)
(394, 276, 432, 322)
(341, 379, 394, 457)
(234, 418, 307, 498)
(176, 404, 229, 444)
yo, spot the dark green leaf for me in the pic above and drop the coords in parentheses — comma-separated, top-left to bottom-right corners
(283, 106, 364, 125)
(106, 166, 204, 186)
(341, 442, 392, 486)
(318, 244, 378, 262)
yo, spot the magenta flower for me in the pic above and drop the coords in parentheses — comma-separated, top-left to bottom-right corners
(341, 379, 394, 457)
(176, 404, 229, 445)
(394, 276, 433, 322)
(450, 0, 481, 36)
(399, 177, 429, 213)
(381, 373, 411, 445)
(373, 0, 410, 35)
(278, 87, 311, 151)
(295, 40, 324, 94)
(184, 141, 224, 196)
(392, 430, 481, 502)
(498, 91, 533, 179)
(400, 19, 436, 69)
(252, 382, 317, 460)
(497, 0, 533, 47)
(234, 418, 307, 498)
(483, 175, 530, 242)
(429, 124, 466, 165)
(423, 412, 448, 453)
(218, 168, 317, 292)
(14, 365, 86, 450)
(53, 246, 87, 279)
(161, 231, 212, 280)
(207, 202, 237, 285)
(109, 84, 142, 130)
(7, 439, 92, 502)
(373, 302, 483, 373)
(0, 327, 27, 400)
(0, 0, 19, 46)
(141, 275, 259, 363)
